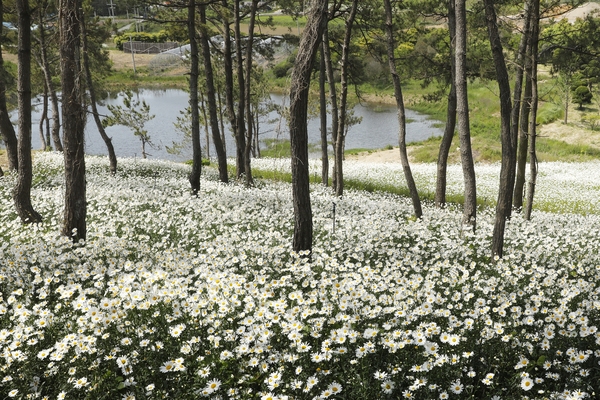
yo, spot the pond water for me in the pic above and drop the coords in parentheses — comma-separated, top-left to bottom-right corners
(27, 89, 443, 161)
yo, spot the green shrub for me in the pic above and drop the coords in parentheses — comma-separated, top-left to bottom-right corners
(536, 103, 563, 125)
(113, 30, 172, 50)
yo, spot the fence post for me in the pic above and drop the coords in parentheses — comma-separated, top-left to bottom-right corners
(129, 36, 136, 75)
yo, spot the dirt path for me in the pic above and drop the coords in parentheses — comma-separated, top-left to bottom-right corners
(555, 2, 600, 23)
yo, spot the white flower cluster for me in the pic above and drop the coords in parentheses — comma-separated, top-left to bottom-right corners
(0, 153, 600, 399)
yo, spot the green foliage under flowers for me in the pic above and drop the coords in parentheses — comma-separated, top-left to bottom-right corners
(2, 154, 600, 399)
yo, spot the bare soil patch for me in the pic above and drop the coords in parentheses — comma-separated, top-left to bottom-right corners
(108, 51, 154, 70)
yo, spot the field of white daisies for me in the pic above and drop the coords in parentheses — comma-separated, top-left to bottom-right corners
(2, 152, 600, 400)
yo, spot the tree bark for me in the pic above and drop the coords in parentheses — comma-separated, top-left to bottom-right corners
(80, 10, 118, 174)
(435, 0, 457, 209)
(383, 0, 422, 218)
(485, 0, 515, 258)
(334, 0, 358, 197)
(525, 0, 540, 221)
(234, 0, 247, 180)
(36, 5, 63, 153)
(217, 90, 227, 156)
(38, 88, 48, 150)
(455, 0, 477, 229)
(14, 0, 42, 224)
(220, 0, 237, 170)
(323, 25, 338, 190)
(0, 0, 19, 171)
(60, 0, 86, 241)
(319, 43, 329, 186)
(510, 0, 533, 212)
(188, 0, 202, 196)
(243, 0, 258, 186)
(289, 0, 328, 253)
(49, 78, 63, 152)
(514, 47, 532, 210)
(199, 4, 228, 183)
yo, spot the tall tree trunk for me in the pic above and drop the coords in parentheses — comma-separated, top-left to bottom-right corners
(334, 0, 358, 197)
(188, 0, 202, 196)
(234, 0, 247, 180)
(435, 0, 457, 209)
(38, 89, 48, 150)
(49, 81, 63, 152)
(80, 10, 118, 174)
(383, 0, 422, 218)
(289, 0, 328, 253)
(510, 0, 533, 213)
(455, 0, 477, 229)
(244, 0, 258, 186)
(34, 4, 49, 152)
(253, 108, 260, 157)
(217, 90, 227, 156)
(0, 0, 19, 172)
(60, 0, 86, 241)
(14, 0, 42, 224)
(514, 48, 533, 210)
(198, 88, 209, 158)
(319, 43, 329, 186)
(221, 0, 236, 166)
(525, 0, 540, 221)
(323, 25, 338, 190)
(36, 4, 63, 153)
(485, 0, 515, 258)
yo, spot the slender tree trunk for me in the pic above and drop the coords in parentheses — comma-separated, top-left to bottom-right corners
(200, 4, 229, 183)
(334, 0, 358, 197)
(45, 96, 51, 148)
(234, 0, 247, 180)
(514, 50, 532, 210)
(243, 0, 258, 186)
(323, 26, 338, 190)
(221, 1, 237, 167)
(383, 0, 421, 218)
(34, 5, 49, 152)
(188, 0, 202, 196)
(80, 11, 118, 174)
(253, 109, 260, 157)
(455, 0, 477, 229)
(0, 0, 19, 172)
(217, 90, 227, 156)
(435, 0, 457, 209)
(562, 73, 570, 124)
(49, 83, 63, 152)
(525, 0, 540, 220)
(14, 0, 42, 224)
(510, 0, 533, 213)
(319, 43, 329, 186)
(198, 89, 210, 158)
(289, 0, 328, 253)
(60, 0, 86, 240)
(38, 89, 48, 150)
(36, 7, 63, 153)
(485, 0, 515, 258)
